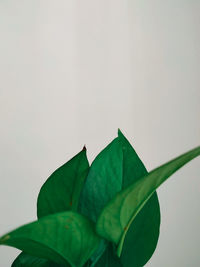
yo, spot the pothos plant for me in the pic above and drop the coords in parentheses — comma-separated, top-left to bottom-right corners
(0, 129, 199, 267)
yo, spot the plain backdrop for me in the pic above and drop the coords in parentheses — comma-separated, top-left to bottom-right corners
(0, 1, 200, 266)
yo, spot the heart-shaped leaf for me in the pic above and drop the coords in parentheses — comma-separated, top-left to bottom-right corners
(80, 130, 160, 266)
(0, 211, 100, 267)
(12, 252, 68, 267)
(37, 148, 89, 218)
(118, 129, 161, 267)
(96, 146, 200, 257)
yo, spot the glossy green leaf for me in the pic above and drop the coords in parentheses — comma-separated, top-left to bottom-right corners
(118, 129, 161, 267)
(37, 148, 89, 218)
(96, 146, 200, 257)
(79, 138, 123, 222)
(0, 211, 100, 267)
(12, 252, 68, 267)
(118, 129, 148, 188)
(78, 138, 123, 264)
(80, 131, 160, 266)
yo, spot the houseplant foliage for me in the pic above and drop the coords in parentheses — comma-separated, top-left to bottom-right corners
(0, 130, 199, 267)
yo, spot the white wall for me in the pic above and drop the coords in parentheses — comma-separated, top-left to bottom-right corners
(0, 1, 199, 266)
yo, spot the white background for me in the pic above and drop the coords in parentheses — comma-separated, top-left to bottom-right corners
(0, 1, 200, 266)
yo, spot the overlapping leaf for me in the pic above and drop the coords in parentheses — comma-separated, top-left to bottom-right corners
(12, 252, 68, 267)
(0, 211, 100, 267)
(80, 130, 161, 266)
(79, 138, 123, 222)
(118, 130, 161, 267)
(94, 243, 122, 267)
(78, 138, 123, 265)
(2, 131, 199, 267)
(37, 148, 89, 218)
(96, 146, 200, 257)
(11, 148, 90, 266)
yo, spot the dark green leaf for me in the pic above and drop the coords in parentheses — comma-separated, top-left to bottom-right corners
(120, 193, 160, 267)
(118, 129, 161, 267)
(37, 148, 89, 218)
(94, 244, 122, 267)
(96, 146, 200, 257)
(12, 252, 68, 267)
(80, 131, 160, 266)
(0, 211, 100, 267)
(78, 138, 123, 264)
(79, 138, 123, 222)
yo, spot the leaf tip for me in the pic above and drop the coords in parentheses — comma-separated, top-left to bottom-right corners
(118, 128, 122, 135)
(118, 128, 125, 139)
(82, 145, 87, 151)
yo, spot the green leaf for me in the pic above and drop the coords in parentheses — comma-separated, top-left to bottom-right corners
(37, 148, 89, 218)
(79, 138, 123, 222)
(118, 129, 148, 188)
(80, 131, 160, 266)
(78, 138, 123, 264)
(120, 194, 160, 267)
(94, 244, 122, 267)
(0, 211, 100, 267)
(12, 252, 68, 267)
(118, 129, 161, 267)
(96, 146, 200, 257)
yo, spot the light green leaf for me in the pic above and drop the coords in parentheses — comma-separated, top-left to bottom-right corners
(0, 211, 100, 267)
(37, 148, 89, 218)
(96, 146, 200, 257)
(12, 252, 68, 267)
(118, 129, 160, 267)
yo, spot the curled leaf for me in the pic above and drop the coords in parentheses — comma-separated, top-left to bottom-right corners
(96, 146, 200, 257)
(1, 211, 100, 267)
